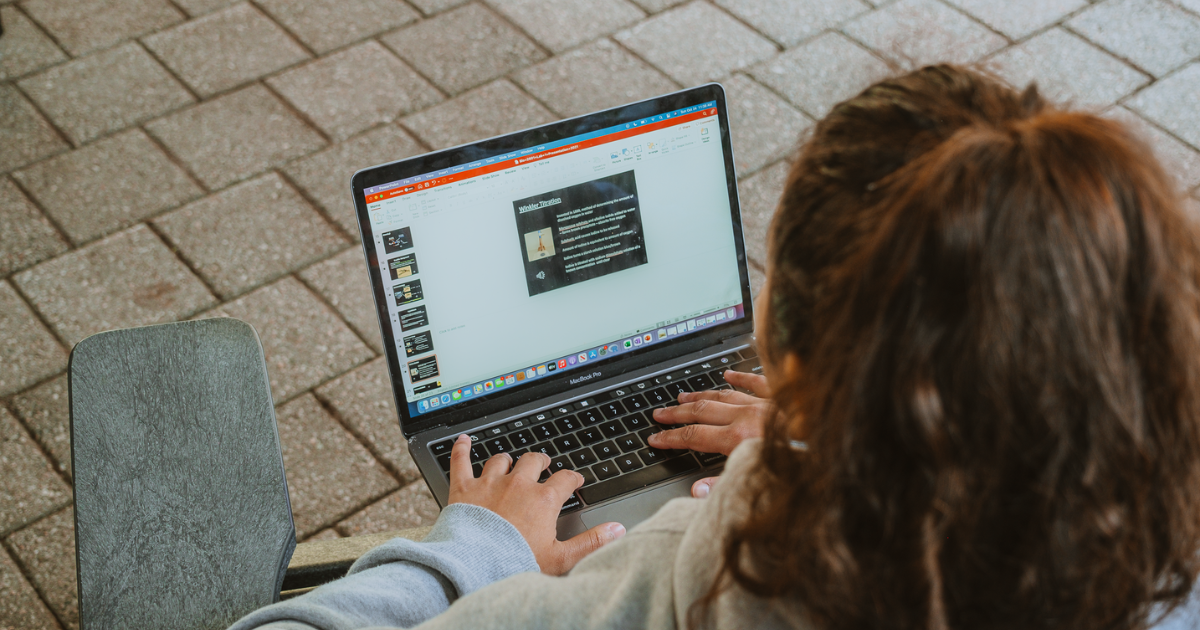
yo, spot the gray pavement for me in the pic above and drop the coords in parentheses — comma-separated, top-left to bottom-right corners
(2, 0, 1199, 626)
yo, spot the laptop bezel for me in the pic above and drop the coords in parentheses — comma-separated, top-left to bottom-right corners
(351, 84, 755, 439)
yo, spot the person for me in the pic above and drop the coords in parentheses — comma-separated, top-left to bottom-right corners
(230, 65, 1200, 630)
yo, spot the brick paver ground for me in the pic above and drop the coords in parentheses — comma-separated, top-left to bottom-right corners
(2, 0, 1199, 626)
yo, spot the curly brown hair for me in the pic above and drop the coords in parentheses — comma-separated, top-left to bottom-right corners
(707, 65, 1200, 629)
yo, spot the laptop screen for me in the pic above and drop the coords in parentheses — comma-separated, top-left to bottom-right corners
(354, 87, 750, 430)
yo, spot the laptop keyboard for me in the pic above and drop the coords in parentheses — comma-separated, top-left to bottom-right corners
(429, 348, 762, 513)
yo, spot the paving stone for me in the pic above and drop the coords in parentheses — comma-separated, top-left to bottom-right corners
(0, 5, 67, 81)
(0, 178, 67, 278)
(1068, 0, 1200, 77)
(748, 32, 890, 118)
(0, 84, 68, 173)
(843, 0, 1007, 69)
(511, 37, 678, 118)
(748, 262, 765, 297)
(13, 130, 203, 245)
(336, 481, 440, 536)
(628, 0, 687, 10)
(943, 0, 1086, 40)
(274, 394, 398, 539)
(401, 79, 556, 150)
(714, 0, 870, 47)
(0, 281, 66, 398)
(21, 0, 183, 56)
(0, 545, 60, 630)
(615, 1, 777, 86)
(18, 43, 194, 146)
(738, 159, 788, 267)
(10, 375, 70, 478)
(172, 0, 238, 15)
(304, 528, 343, 541)
(315, 358, 420, 480)
(381, 3, 545, 96)
(153, 173, 347, 299)
(145, 84, 326, 190)
(284, 126, 425, 236)
(268, 41, 442, 141)
(984, 28, 1149, 110)
(12, 225, 217, 346)
(258, 0, 418, 54)
(490, 0, 645, 53)
(142, 2, 310, 98)
(299, 248, 384, 354)
(0, 407, 70, 536)
(1106, 107, 1200, 194)
(405, 0, 469, 15)
(1126, 63, 1200, 151)
(7, 507, 77, 630)
(724, 74, 811, 176)
(197, 277, 374, 401)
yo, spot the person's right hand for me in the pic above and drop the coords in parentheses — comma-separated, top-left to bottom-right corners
(648, 370, 772, 496)
(447, 435, 625, 575)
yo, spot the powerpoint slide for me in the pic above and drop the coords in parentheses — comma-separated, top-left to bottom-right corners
(403, 331, 434, 358)
(393, 279, 424, 306)
(408, 355, 440, 382)
(388, 253, 419, 280)
(398, 305, 428, 332)
(382, 226, 413, 254)
(513, 170, 648, 297)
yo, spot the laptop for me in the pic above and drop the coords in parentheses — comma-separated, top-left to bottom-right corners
(351, 84, 761, 539)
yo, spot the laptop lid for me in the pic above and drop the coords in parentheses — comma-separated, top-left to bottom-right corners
(351, 84, 754, 439)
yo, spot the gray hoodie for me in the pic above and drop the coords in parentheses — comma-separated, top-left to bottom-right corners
(229, 439, 1200, 630)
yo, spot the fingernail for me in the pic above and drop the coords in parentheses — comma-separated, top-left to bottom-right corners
(694, 482, 711, 498)
(456, 434, 470, 442)
(606, 523, 626, 540)
(652, 408, 662, 418)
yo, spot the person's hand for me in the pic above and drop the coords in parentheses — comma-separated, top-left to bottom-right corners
(447, 435, 625, 575)
(648, 370, 771, 498)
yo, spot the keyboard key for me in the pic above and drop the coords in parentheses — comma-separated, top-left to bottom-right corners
(599, 420, 625, 439)
(591, 460, 620, 480)
(593, 440, 619, 459)
(616, 434, 642, 452)
(548, 455, 572, 473)
(577, 427, 604, 445)
(554, 415, 580, 433)
(472, 462, 483, 478)
(716, 353, 738, 367)
(731, 358, 762, 374)
(510, 449, 530, 460)
(687, 374, 716, 391)
(709, 370, 728, 384)
(578, 467, 597, 486)
(552, 405, 573, 417)
(506, 418, 529, 432)
(623, 394, 649, 412)
(645, 388, 671, 405)
(528, 411, 553, 424)
(572, 398, 597, 411)
(605, 387, 631, 400)
(622, 413, 649, 432)
(560, 493, 583, 514)
(698, 452, 727, 467)
(430, 440, 453, 456)
(631, 380, 652, 392)
(600, 400, 626, 419)
(531, 442, 558, 457)
(470, 444, 489, 462)
(663, 382, 689, 398)
(553, 434, 580, 452)
(578, 408, 604, 425)
(483, 425, 506, 438)
(635, 446, 679, 466)
(437, 453, 452, 471)
(484, 436, 512, 455)
(615, 453, 643, 473)
(579, 456, 700, 505)
(509, 430, 535, 448)
(569, 448, 598, 467)
(532, 423, 559, 440)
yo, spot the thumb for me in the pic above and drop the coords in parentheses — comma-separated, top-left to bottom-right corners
(549, 522, 626, 575)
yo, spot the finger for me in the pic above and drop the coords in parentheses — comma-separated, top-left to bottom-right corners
(653, 399, 744, 426)
(449, 434, 474, 484)
(678, 388, 761, 406)
(543, 469, 585, 503)
(648, 424, 732, 454)
(481, 452, 513, 477)
(691, 476, 719, 498)
(511, 451, 550, 481)
(548, 522, 626, 576)
(723, 369, 770, 397)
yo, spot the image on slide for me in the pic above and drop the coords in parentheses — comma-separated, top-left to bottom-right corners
(513, 170, 647, 297)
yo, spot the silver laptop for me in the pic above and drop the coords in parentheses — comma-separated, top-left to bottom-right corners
(351, 84, 760, 538)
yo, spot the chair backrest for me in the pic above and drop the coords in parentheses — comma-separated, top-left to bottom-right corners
(70, 318, 295, 630)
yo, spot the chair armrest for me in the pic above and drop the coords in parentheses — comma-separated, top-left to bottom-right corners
(280, 527, 434, 598)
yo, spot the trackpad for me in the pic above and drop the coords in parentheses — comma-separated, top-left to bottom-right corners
(581, 475, 698, 530)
